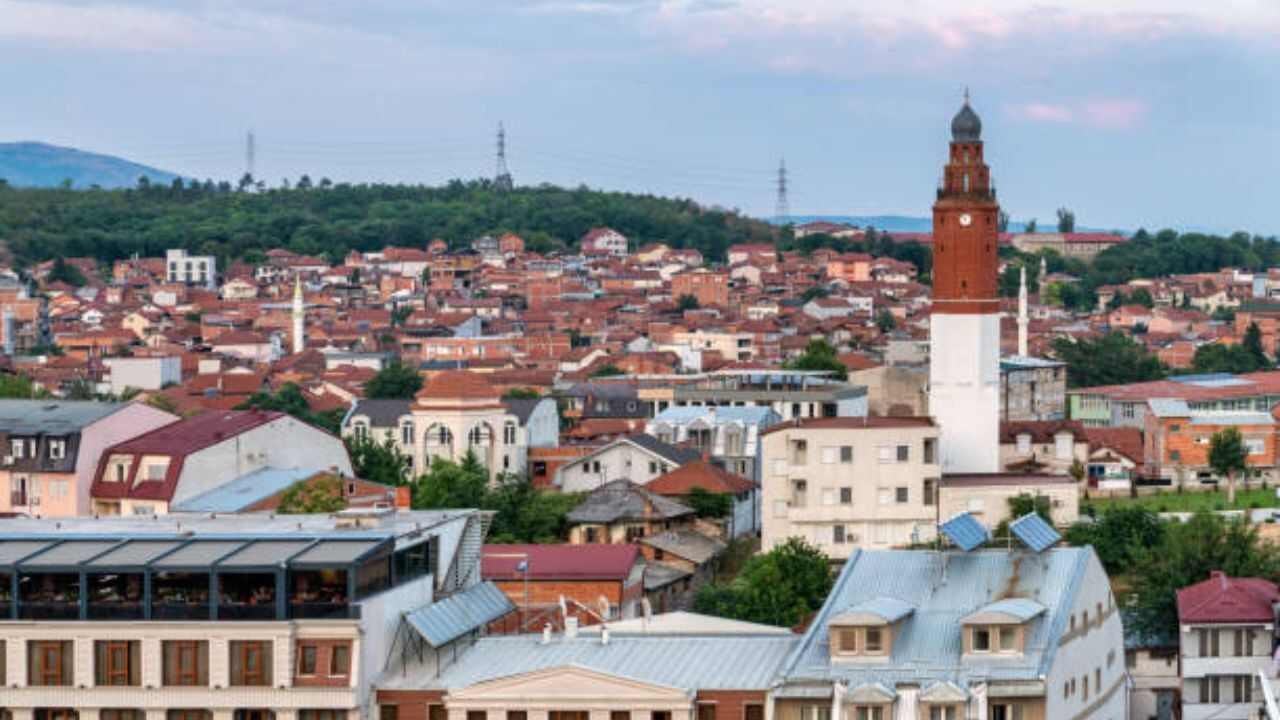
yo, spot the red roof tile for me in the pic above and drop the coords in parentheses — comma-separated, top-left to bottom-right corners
(482, 543, 639, 580)
(415, 370, 498, 402)
(1177, 571, 1280, 624)
(646, 460, 756, 496)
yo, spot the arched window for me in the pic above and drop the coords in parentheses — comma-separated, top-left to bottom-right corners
(468, 424, 492, 447)
(352, 423, 368, 441)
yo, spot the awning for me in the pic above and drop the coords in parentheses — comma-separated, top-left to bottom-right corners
(404, 581, 515, 648)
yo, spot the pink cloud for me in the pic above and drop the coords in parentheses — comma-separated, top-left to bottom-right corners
(1082, 99, 1147, 129)
(1017, 103, 1075, 123)
(1009, 99, 1147, 129)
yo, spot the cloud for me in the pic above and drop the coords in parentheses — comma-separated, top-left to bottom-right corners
(1008, 99, 1148, 129)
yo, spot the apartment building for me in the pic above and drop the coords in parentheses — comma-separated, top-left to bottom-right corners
(643, 369, 869, 422)
(1068, 371, 1280, 429)
(1143, 398, 1278, 486)
(0, 399, 177, 517)
(166, 248, 217, 289)
(0, 508, 495, 720)
(646, 405, 780, 482)
(1177, 571, 1279, 720)
(760, 417, 941, 559)
(670, 269, 730, 308)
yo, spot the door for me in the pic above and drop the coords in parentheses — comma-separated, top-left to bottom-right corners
(1155, 689, 1174, 720)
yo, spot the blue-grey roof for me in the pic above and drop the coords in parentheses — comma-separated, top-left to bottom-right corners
(171, 467, 317, 512)
(1009, 513, 1061, 553)
(1191, 413, 1274, 426)
(0, 399, 127, 434)
(780, 548, 1090, 689)
(834, 597, 916, 625)
(1147, 398, 1190, 417)
(398, 633, 798, 691)
(960, 598, 1048, 624)
(650, 405, 781, 427)
(939, 512, 989, 552)
(405, 581, 515, 648)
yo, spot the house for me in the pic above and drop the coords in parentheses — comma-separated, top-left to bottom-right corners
(90, 409, 354, 516)
(166, 248, 217, 289)
(998, 420, 1089, 477)
(220, 276, 259, 300)
(1143, 397, 1277, 486)
(0, 509, 493, 718)
(565, 479, 695, 544)
(342, 372, 559, 481)
(209, 329, 280, 363)
(646, 404, 780, 482)
(1123, 610, 1179, 720)
(772, 542, 1125, 720)
(555, 435, 702, 493)
(646, 459, 759, 538)
(0, 399, 178, 517)
(104, 355, 182, 394)
(760, 416, 941, 559)
(481, 543, 646, 631)
(581, 227, 629, 257)
(1001, 356, 1067, 421)
(671, 269, 730, 308)
(1176, 571, 1279, 719)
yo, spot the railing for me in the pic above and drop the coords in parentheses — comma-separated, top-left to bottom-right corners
(289, 602, 359, 620)
(88, 601, 144, 620)
(151, 602, 211, 620)
(19, 601, 80, 620)
(217, 603, 277, 620)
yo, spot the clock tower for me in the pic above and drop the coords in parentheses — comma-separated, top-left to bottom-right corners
(929, 92, 1001, 473)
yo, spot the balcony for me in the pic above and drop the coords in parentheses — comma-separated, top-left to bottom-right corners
(88, 572, 144, 620)
(216, 572, 277, 620)
(152, 571, 211, 620)
(19, 572, 79, 619)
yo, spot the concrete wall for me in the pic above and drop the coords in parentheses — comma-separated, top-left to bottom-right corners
(106, 357, 182, 394)
(1042, 549, 1127, 720)
(929, 313, 1001, 474)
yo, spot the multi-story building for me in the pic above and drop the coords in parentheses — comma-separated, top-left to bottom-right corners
(343, 371, 559, 482)
(1000, 356, 1067, 421)
(90, 410, 353, 516)
(0, 399, 178, 517)
(166, 248, 217, 289)
(670, 269, 729, 308)
(998, 420, 1089, 477)
(0, 508, 498, 720)
(1143, 398, 1277, 486)
(646, 405, 780, 482)
(1176, 571, 1279, 720)
(774, 541, 1126, 720)
(1068, 371, 1280, 429)
(760, 416, 941, 559)
(642, 369, 869, 422)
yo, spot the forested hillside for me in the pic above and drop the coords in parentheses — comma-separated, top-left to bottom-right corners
(0, 179, 777, 266)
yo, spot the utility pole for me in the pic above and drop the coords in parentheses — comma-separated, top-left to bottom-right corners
(775, 158, 789, 222)
(494, 122, 513, 191)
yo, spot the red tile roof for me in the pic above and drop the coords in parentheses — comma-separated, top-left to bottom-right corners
(482, 543, 639, 581)
(646, 460, 755, 496)
(1177, 571, 1280, 624)
(415, 370, 498, 402)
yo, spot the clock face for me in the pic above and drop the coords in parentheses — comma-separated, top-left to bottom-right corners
(959, 213, 973, 227)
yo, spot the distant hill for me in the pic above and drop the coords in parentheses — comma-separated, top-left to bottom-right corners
(775, 214, 1126, 235)
(0, 142, 180, 189)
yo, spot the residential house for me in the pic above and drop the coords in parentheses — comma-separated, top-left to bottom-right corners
(937, 473, 1080, 527)
(1143, 397, 1277, 486)
(0, 399, 178, 517)
(646, 460, 759, 538)
(565, 479, 695, 545)
(646, 405, 780, 482)
(481, 543, 646, 631)
(555, 435, 701, 493)
(998, 420, 1089, 477)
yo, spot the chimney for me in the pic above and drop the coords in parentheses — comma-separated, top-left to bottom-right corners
(565, 616, 579, 640)
(395, 486, 412, 511)
(541, 623, 553, 645)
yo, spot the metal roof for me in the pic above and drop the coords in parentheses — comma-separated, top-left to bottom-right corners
(0, 400, 126, 435)
(1190, 413, 1275, 426)
(0, 540, 55, 567)
(832, 597, 916, 625)
(939, 512, 989, 552)
(170, 467, 318, 512)
(86, 540, 185, 567)
(650, 405, 780, 426)
(290, 540, 385, 566)
(780, 548, 1090, 689)
(1009, 513, 1061, 553)
(21, 540, 121, 567)
(217, 540, 314, 568)
(150, 540, 247, 568)
(961, 598, 1048, 624)
(404, 581, 515, 648)
(1147, 397, 1190, 417)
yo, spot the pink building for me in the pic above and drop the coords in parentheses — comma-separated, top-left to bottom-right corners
(0, 399, 178, 517)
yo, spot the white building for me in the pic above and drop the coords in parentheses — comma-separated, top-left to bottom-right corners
(166, 248, 217, 289)
(645, 405, 780, 482)
(556, 435, 702, 493)
(104, 356, 182, 395)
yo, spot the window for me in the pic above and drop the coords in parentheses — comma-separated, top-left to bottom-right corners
(229, 640, 272, 686)
(330, 644, 351, 675)
(864, 628, 883, 653)
(839, 487, 853, 505)
(652, 713, 671, 720)
(611, 713, 631, 720)
(467, 713, 487, 720)
(1015, 434, 1031, 455)
(49, 439, 66, 460)
(163, 640, 208, 686)
(401, 424, 413, 445)
(167, 713, 211, 720)
(101, 712, 143, 720)
(299, 713, 346, 720)
(923, 479, 936, 506)
(798, 707, 830, 720)
(896, 445, 909, 462)
(1246, 437, 1266, 455)
(508, 713, 528, 720)
(298, 645, 318, 675)
(11, 438, 23, 459)
(1082, 674, 1089, 700)
(1095, 668, 1101, 691)
(972, 628, 991, 652)
(744, 707, 763, 720)
(821, 447, 838, 464)
(833, 525, 845, 544)
(928, 709, 957, 720)
(95, 640, 140, 686)
(504, 423, 518, 445)
(790, 439, 808, 465)
(923, 438, 936, 464)
(895, 487, 908, 503)
(988, 704, 1022, 720)
(998, 627, 1017, 652)
(840, 446, 853, 463)
(353, 423, 368, 441)
(1054, 433, 1073, 460)
(837, 629, 858, 653)
(428, 707, 447, 720)
(28, 640, 73, 686)
(853, 708, 883, 720)
(697, 705, 715, 720)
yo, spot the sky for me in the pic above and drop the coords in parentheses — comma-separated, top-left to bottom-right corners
(0, 0, 1277, 234)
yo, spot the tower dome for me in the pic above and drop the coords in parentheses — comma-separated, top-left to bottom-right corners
(951, 95, 982, 142)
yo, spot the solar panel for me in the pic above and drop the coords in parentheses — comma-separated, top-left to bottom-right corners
(1009, 513, 1061, 553)
(939, 512, 989, 552)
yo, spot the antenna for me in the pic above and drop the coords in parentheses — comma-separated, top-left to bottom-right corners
(245, 130, 256, 179)
(494, 122, 514, 191)
(775, 158, 789, 222)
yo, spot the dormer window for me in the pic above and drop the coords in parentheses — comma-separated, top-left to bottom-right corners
(961, 598, 1046, 657)
(829, 597, 914, 661)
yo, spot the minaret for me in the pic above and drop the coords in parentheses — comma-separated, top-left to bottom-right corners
(292, 276, 305, 355)
(1017, 266, 1029, 357)
(928, 91, 1002, 474)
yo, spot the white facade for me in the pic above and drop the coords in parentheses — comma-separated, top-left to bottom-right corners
(105, 356, 182, 394)
(929, 312, 1000, 473)
(557, 439, 684, 493)
(166, 248, 217, 289)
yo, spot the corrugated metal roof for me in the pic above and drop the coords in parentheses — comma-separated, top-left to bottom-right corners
(939, 512, 989, 552)
(1190, 413, 1275, 426)
(171, 467, 316, 512)
(1009, 514, 1061, 554)
(0, 400, 126, 434)
(393, 633, 797, 691)
(961, 598, 1048, 624)
(650, 405, 780, 425)
(290, 540, 383, 566)
(780, 548, 1089, 689)
(86, 540, 185, 567)
(217, 540, 314, 567)
(1147, 397, 1190, 417)
(404, 581, 515, 648)
(834, 597, 916, 625)
(21, 540, 121, 567)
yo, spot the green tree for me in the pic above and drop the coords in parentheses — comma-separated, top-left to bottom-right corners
(277, 475, 348, 514)
(1128, 288, 1155, 308)
(144, 393, 181, 415)
(1064, 505, 1164, 575)
(46, 257, 87, 286)
(1191, 343, 1269, 374)
(1208, 427, 1248, 505)
(676, 294, 700, 311)
(874, 309, 896, 334)
(502, 387, 540, 400)
(1243, 322, 1270, 367)
(590, 364, 625, 378)
(686, 486, 732, 519)
(693, 538, 832, 627)
(1127, 513, 1280, 639)
(412, 453, 489, 510)
(235, 382, 342, 433)
(0, 374, 37, 399)
(1024, 218, 1037, 233)
(346, 434, 412, 486)
(364, 360, 423, 399)
(484, 476, 581, 543)
(785, 339, 848, 381)
(1056, 207, 1075, 233)
(1051, 333, 1167, 388)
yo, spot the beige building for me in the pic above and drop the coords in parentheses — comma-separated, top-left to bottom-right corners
(760, 417, 941, 559)
(938, 474, 1080, 527)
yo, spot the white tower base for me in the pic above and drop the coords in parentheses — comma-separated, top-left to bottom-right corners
(929, 312, 1001, 474)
